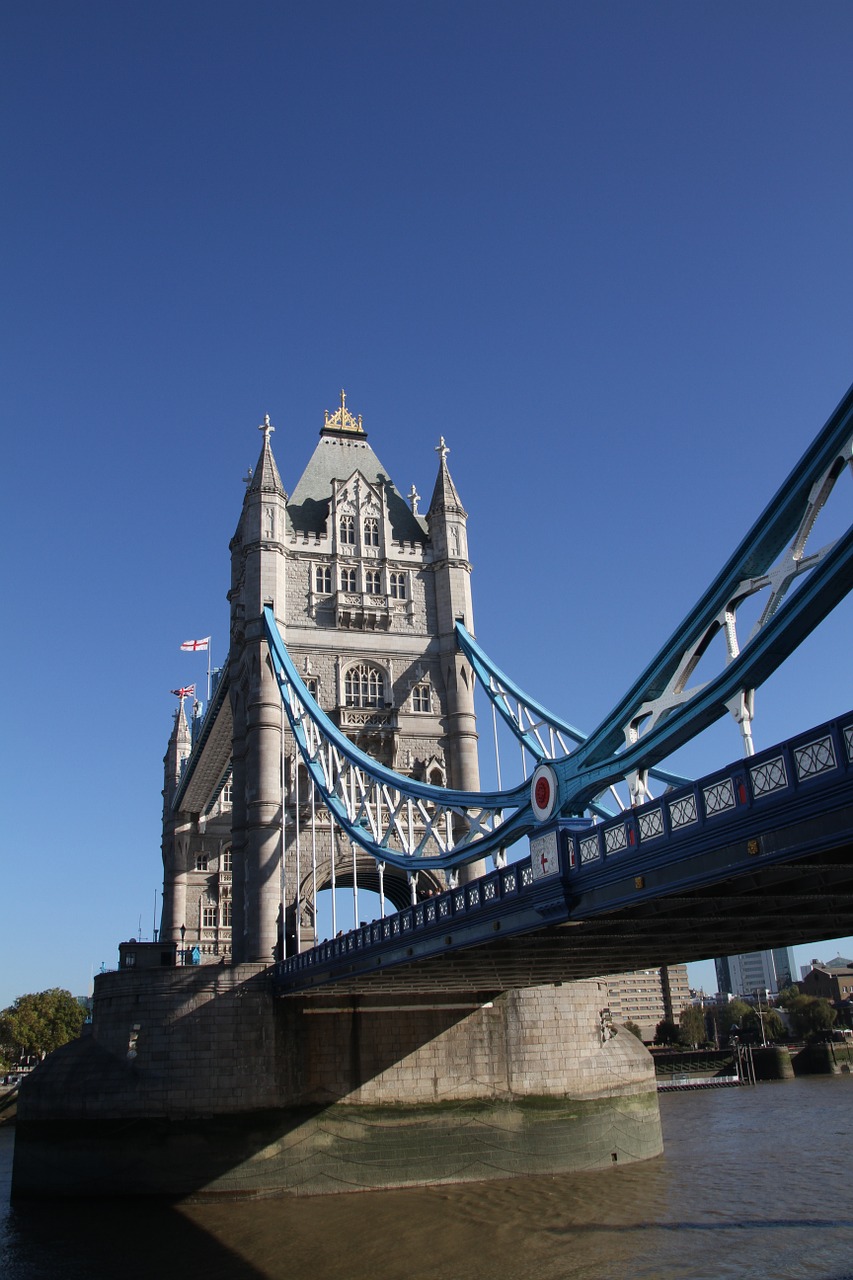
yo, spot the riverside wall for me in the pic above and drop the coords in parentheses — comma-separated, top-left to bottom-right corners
(13, 964, 662, 1198)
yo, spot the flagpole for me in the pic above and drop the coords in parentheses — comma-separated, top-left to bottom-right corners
(179, 636, 212, 703)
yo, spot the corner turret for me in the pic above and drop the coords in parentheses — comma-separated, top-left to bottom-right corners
(227, 416, 290, 963)
(426, 438, 482, 879)
(160, 699, 193, 945)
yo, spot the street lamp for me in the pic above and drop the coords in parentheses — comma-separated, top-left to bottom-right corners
(755, 988, 768, 1047)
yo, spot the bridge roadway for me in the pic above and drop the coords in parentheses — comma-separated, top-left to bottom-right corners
(273, 710, 853, 996)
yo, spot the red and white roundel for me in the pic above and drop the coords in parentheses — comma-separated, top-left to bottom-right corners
(531, 763, 558, 822)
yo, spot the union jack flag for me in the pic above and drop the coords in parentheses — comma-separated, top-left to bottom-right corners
(171, 684, 196, 700)
(180, 637, 210, 652)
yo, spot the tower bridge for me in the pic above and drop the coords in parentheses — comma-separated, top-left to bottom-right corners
(14, 381, 853, 1199)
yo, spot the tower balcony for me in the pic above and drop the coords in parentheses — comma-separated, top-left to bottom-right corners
(334, 706, 398, 733)
(335, 590, 392, 630)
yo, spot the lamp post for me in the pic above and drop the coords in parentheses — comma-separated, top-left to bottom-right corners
(755, 988, 768, 1047)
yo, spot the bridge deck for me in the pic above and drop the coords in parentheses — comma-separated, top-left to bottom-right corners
(273, 710, 853, 996)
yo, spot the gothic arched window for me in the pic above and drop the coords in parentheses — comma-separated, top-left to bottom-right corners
(315, 565, 332, 593)
(339, 514, 355, 544)
(365, 569, 381, 594)
(340, 567, 357, 592)
(363, 517, 380, 546)
(345, 663, 384, 708)
(390, 571, 407, 599)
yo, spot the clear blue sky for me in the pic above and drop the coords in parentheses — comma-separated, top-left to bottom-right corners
(3, 1, 853, 1008)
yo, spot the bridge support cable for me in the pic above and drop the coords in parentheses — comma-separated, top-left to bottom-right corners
(726, 687, 756, 758)
(264, 607, 535, 872)
(279, 701, 287, 961)
(330, 813, 337, 937)
(294, 744, 302, 955)
(491, 701, 503, 791)
(569, 384, 853, 796)
(310, 784, 318, 947)
(351, 837, 359, 932)
(456, 621, 690, 814)
(453, 383, 853, 816)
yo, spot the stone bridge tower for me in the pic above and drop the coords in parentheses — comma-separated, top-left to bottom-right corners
(161, 394, 481, 965)
(17, 394, 661, 1202)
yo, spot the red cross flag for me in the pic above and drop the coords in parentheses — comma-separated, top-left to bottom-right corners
(180, 637, 210, 652)
(171, 684, 196, 700)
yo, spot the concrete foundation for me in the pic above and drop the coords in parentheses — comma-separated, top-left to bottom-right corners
(13, 965, 662, 1198)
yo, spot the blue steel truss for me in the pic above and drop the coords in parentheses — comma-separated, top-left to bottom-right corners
(265, 606, 532, 870)
(454, 621, 690, 812)
(265, 378, 853, 870)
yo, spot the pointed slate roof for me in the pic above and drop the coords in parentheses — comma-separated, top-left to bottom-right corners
(246, 415, 286, 499)
(427, 436, 466, 518)
(287, 396, 426, 541)
(173, 698, 191, 746)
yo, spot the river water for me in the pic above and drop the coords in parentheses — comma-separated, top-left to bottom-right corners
(1, 1076, 852, 1280)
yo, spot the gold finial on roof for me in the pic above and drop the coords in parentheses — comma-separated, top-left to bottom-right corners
(324, 388, 364, 433)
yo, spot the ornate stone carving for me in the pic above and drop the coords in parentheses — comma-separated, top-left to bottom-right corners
(324, 389, 364, 434)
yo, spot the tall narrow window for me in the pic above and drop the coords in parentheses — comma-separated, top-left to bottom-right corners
(363, 517, 379, 546)
(315, 565, 332, 593)
(345, 663, 384, 708)
(390, 572, 407, 599)
(339, 514, 355, 544)
(222, 848, 232, 872)
(412, 683, 431, 713)
(202, 905, 217, 928)
(222, 901, 233, 927)
(340, 567, 357, 592)
(195, 854, 209, 872)
(365, 569, 381, 594)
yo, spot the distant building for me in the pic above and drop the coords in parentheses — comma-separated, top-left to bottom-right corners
(715, 946, 796, 997)
(800, 954, 853, 981)
(604, 964, 691, 1041)
(798, 960, 853, 1004)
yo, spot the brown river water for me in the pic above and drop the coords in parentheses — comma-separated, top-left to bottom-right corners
(2, 1075, 852, 1280)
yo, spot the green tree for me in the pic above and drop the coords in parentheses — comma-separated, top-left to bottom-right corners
(0, 989, 86, 1061)
(786, 995, 837, 1040)
(653, 1019, 680, 1046)
(763, 1008, 786, 1043)
(717, 999, 752, 1038)
(679, 1005, 707, 1048)
(777, 984, 800, 1008)
(805, 998, 837, 1040)
(741, 1007, 786, 1044)
(622, 1020, 644, 1041)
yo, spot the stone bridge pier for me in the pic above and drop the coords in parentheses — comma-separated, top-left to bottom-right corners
(13, 967, 660, 1198)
